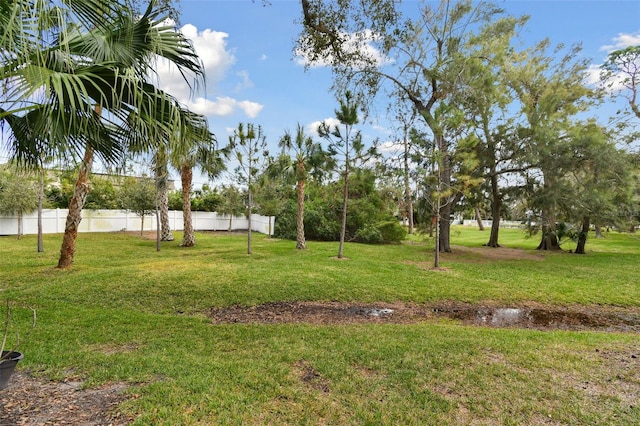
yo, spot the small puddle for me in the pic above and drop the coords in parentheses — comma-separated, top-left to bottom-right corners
(434, 305, 640, 332)
(347, 307, 395, 317)
(207, 301, 640, 332)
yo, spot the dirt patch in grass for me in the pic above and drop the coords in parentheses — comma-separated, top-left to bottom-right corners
(446, 245, 546, 262)
(0, 372, 134, 425)
(206, 301, 640, 333)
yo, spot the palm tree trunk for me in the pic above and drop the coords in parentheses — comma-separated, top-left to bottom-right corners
(181, 165, 195, 247)
(296, 178, 306, 249)
(155, 158, 174, 242)
(57, 146, 94, 268)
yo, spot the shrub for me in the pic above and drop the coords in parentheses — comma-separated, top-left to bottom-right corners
(354, 225, 384, 244)
(377, 220, 407, 243)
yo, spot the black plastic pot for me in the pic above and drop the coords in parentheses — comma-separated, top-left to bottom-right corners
(0, 351, 23, 390)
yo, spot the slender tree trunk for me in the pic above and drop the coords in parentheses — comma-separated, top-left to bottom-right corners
(17, 210, 23, 240)
(228, 215, 232, 232)
(247, 187, 252, 255)
(474, 206, 484, 231)
(57, 146, 94, 268)
(140, 216, 145, 236)
(155, 208, 161, 252)
(180, 165, 195, 247)
(574, 216, 590, 254)
(338, 160, 349, 259)
(37, 168, 44, 252)
(296, 178, 306, 249)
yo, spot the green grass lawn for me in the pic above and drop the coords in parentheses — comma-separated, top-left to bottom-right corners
(1, 227, 639, 425)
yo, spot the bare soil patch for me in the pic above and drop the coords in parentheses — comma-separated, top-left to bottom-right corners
(0, 372, 133, 425)
(207, 300, 640, 333)
(446, 245, 546, 262)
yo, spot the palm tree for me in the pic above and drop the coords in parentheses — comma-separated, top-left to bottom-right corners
(1, 0, 206, 267)
(278, 124, 325, 249)
(169, 109, 224, 247)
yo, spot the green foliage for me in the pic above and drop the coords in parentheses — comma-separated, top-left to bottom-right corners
(192, 187, 222, 212)
(355, 221, 407, 244)
(0, 166, 38, 216)
(84, 176, 119, 210)
(274, 172, 401, 243)
(118, 176, 156, 218)
(167, 190, 183, 210)
(354, 224, 384, 244)
(376, 220, 407, 243)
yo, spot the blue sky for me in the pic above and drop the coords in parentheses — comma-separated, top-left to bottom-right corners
(157, 0, 639, 187)
(1, 1, 639, 187)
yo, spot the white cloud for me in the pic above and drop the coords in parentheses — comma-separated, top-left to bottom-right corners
(260, 54, 268, 61)
(378, 140, 398, 154)
(150, 22, 265, 119)
(234, 70, 254, 92)
(295, 29, 393, 69)
(585, 64, 603, 87)
(372, 124, 392, 135)
(154, 22, 236, 102)
(307, 118, 342, 137)
(600, 31, 640, 52)
(180, 96, 263, 118)
(237, 100, 264, 118)
(589, 31, 640, 92)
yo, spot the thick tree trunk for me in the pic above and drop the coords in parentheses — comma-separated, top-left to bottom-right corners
(181, 165, 195, 247)
(296, 178, 306, 249)
(155, 160, 174, 242)
(58, 146, 94, 268)
(536, 222, 560, 250)
(486, 174, 501, 247)
(537, 176, 560, 251)
(438, 206, 451, 253)
(574, 216, 590, 254)
(437, 137, 452, 253)
(403, 131, 414, 235)
(474, 206, 484, 231)
(594, 225, 603, 239)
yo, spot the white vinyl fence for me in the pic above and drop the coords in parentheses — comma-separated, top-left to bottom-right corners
(0, 209, 274, 236)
